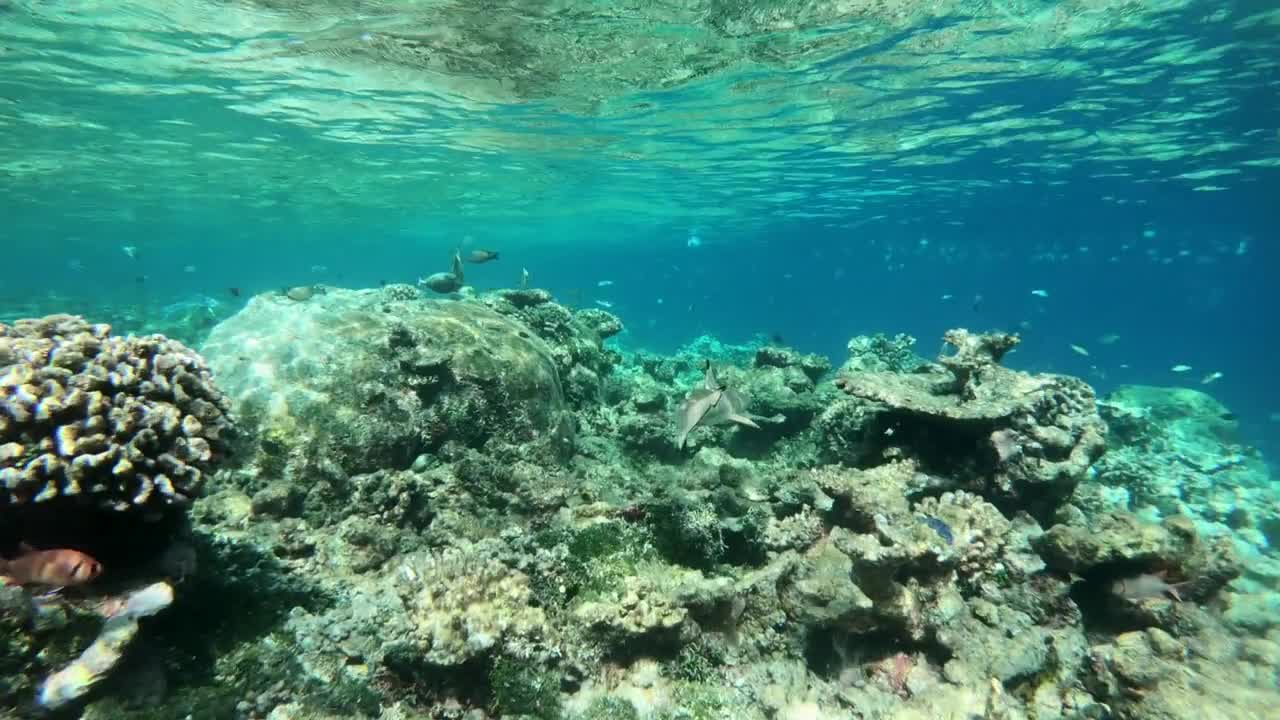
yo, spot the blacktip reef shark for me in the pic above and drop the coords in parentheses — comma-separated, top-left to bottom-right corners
(675, 361, 783, 449)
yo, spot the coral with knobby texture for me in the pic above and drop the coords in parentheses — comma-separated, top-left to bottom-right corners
(201, 289, 576, 481)
(754, 345, 832, 383)
(832, 328, 1105, 519)
(380, 283, 421, 302)
(479, 289, 621, 407)
(575, 566, 731, 649)
(396, 546, 547, 666)
(841, 332, 924, 373)
(0, 315, 232, 512)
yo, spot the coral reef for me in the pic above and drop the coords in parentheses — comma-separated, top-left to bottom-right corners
(1091, 385, 1278, 554)
(0, 315, 234, 714)
(832, 328, 1106, 519)
(5, 299, 1275, 720)
(1, 314, 232, 512)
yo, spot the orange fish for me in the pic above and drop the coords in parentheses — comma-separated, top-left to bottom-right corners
(0, 544, 102, 587)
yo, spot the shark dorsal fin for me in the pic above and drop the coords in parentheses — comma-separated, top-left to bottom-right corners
(702, 360, 724, 391)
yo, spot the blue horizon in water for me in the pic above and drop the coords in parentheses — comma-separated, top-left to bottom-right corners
(3, 187, 1276, 463)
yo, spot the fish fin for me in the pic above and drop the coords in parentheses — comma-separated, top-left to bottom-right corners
(727, 413, 760, 429)
(451, 250, 464, 282)
(675, 427, 691, 450)
(1167, 581, 1193, 602)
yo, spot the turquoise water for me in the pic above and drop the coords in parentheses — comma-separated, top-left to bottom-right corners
(5, 2, 1276, 443)
(2, 1, 1279, 718)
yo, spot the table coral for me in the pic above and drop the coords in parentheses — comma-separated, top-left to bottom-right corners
(832, 328, 1105, 519)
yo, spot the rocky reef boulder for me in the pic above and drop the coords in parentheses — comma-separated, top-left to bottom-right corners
(201, 288, 575, 480)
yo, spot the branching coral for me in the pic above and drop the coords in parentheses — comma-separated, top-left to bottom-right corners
(0, 315, 232, 512)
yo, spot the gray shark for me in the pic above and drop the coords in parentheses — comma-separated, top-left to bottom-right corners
(675, 362, 774, 449)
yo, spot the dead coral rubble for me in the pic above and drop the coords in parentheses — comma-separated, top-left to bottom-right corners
(0, 314, 232, 512)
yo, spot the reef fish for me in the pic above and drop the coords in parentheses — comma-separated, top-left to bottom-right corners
(675, 361, 771, 449)
(1111, 572, 1191, 602)
(922, 516, 954, 545)
(285, 286, 315, 302)
(465, 249, 500, 264)
(419, 250, 465, 293)
(0, 544, 102, 587)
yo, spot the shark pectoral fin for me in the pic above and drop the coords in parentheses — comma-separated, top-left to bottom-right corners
(727, 413, 760, 429)
(676, 423, 696, 449)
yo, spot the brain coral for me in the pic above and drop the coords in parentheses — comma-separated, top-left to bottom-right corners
(0, 315, 232, 512)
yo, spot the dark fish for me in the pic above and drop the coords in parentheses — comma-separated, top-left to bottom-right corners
(923, 516, 953, 545)
(770, 331, 785, 345)
(227, 287, 241, 297)
(379, 279, 387, 287)
(465, 249, 500, 264)
(135, 275, 147, 284)
(419, 272, 461, 294)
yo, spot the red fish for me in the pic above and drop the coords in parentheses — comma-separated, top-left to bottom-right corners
(0, 544, 102, 587)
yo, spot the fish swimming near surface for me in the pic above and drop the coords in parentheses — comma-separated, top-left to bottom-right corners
(674, 361, 779, 449)
(465, 249, 500, 264)
(1111, 572, 1191, 602)
(0, 544, 103, 587)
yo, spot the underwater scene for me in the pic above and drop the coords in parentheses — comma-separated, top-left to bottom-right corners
(1, 1, 1279, 719)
